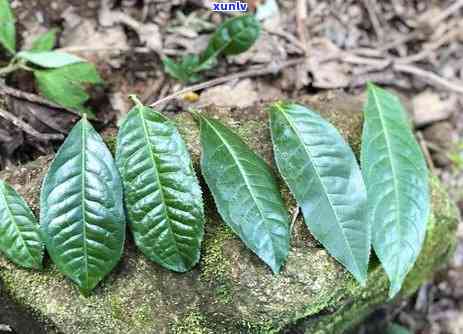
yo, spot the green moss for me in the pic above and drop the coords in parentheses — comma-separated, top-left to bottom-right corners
(171, 309, 213, 334)
(104, 136, 117, 156)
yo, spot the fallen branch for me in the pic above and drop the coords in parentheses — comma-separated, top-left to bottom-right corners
(0, 107, 64, 141)
(0, 84, 80, 116)
(394, 63, 463, 94)
(149, 58, 306, 108)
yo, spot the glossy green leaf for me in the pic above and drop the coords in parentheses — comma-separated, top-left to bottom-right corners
(163, 15, 260, 83)
(0, 180, 43, 269)
(268, 102, 370, 284)
(40, 115, 126, 294)
(0, 0, 15, 54)
(116, 102, 204, 272)
(196, 113, 290, 273)
(201, 15, 260, 62)
(29, 29, 57, 52)
(34, 62, 102, 114)
(361, 83, 429, 298)
(17, 51, 83, 68)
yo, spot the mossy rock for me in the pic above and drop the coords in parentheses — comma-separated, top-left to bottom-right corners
(0, 92, 458, 334)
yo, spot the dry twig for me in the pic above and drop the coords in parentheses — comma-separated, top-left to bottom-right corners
(150, 58, 306, 107)
(0, 107, 64, 141)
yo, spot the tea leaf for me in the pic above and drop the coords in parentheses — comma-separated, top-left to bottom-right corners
(201, 15, 260, 61)
(268, 102, 370, 284)
(197, 113, 290, 273)
(116, 102, 204, 272)
(361, 83, 429, 298)
(17, 51, 83, 68)
(0, 180, 43, 269)
(40, 115, 126, 294)
(0, 0, 15, 54)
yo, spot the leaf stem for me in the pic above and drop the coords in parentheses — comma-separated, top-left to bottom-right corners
(129, 94, 144, 107)
(0, 62, 20, 77)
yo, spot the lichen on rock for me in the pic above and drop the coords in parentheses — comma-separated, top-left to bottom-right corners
(0, 92, 458, 334)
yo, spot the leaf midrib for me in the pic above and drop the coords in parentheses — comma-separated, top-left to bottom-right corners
(369, 89, 402, 279)
(138, 108, 183, 266)
(274, 104, 361, 275)
(202, 116, 279, 258)
(80, 120, 89, 287)
(0, 182, 36, 265)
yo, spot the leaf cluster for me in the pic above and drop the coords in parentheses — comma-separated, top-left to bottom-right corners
(163, 15, 261, 83)
(0, 79, 429, 296)
(0, 0, 102, 115)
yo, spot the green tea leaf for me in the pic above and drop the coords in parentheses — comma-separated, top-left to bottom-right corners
(200, 15, 260, 66)
(0, 0, 15, 54)
(116, 103, 204, 272)
(17, 51, 83, 68)
(0, 180, 43, 269)
(268, 102, 370, 284)
(361, 83, 429, 298)
(29, 29, 57, 52)
(197, 113, 290, 273)
(40, 116, 126, 294)
(34, 63, 102, 114)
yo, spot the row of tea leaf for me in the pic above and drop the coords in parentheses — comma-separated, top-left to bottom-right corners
(0, 84, 429, 297)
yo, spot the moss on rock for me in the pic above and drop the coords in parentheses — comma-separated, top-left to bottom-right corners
(0, 92, 458, 334)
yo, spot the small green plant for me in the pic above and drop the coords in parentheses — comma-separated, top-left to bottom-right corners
(163, 15, 260, 83)
(0, 0, 102, 115)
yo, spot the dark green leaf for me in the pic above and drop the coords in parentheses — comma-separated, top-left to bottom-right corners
(40, 115, 126, 294)
(0, 180, 43, 269)
(0, 0, 15, 54)
(17, 51, 83, 68)
(116, 103, 204, 272)
(361, 83, 429, 298)
(29, 29, 57, 52)
(200, 15, 260, 63)
(34, 63, 102, 114)
(197, 113, 290, 273)
(268, 102, 370, 284)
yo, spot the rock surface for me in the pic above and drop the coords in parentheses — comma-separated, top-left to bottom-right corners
(0, 92, 458, 334)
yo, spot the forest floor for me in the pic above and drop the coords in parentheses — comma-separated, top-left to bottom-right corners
(1, 1, 463, 333)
